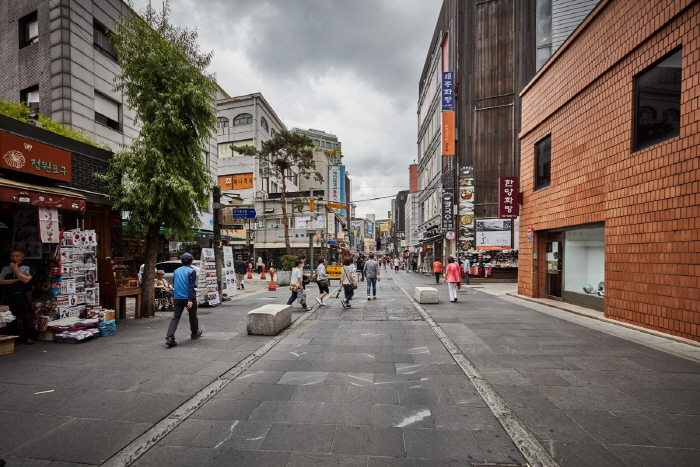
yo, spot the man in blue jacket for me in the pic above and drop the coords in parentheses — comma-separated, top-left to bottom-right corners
(165, 253, 202, 347)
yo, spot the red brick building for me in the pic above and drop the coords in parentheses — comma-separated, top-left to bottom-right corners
(518, 0, 699, 341)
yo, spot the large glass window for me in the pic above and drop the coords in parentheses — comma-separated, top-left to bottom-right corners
(535, 135, 551, 190)
(563, 226, 604, 298)
(218, 139, 253, 158)
(535, 0, 552, 70)
(634, 49, 682, 151)
(217, 117, 229, 128)
(233, 113, 253, 126)
(260, 117, 269, 132)
(94, 93, 120, 131)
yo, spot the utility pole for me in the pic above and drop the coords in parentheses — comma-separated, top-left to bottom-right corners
(212, 185, 223, 297)
(308, 187, 315, 275)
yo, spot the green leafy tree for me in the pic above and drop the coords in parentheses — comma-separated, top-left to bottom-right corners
(238, 130, 323, 254)
(98, 2, 217, 317)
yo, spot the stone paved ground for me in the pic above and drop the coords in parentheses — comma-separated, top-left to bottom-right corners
(1, 271, 699, 466)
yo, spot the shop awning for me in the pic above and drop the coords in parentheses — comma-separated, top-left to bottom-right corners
(0, 177, 86, 212)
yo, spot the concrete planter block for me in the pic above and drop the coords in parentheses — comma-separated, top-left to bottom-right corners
(275, 270, 291, 286)
(247, 304, 292, 335)
(415, 287, 438, 304)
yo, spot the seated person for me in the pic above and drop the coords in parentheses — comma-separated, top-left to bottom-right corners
(154, 270, 174, 309)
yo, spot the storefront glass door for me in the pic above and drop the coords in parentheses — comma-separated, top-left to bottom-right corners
(546, 233, 562, 298)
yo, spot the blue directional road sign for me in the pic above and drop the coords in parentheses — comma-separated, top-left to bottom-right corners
(231, 208, 257, 219)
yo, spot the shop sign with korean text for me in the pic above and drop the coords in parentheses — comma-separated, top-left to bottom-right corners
(442, 111, 455, 156)
(442, 71, 455, 111)
(219, 173, 254, 190)
(0, 131, 71, 182)
(498, 176, 519, 219)
(0, 186, 85, 211)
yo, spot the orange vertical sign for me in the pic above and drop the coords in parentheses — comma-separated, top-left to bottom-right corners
(442, 111, 454, 156)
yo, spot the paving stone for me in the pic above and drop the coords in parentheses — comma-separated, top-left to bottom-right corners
(130, 446, 217, 467)
(398, 387, 456, 406)
(208, 449, 292, 467)
(546, 441, 626, 467)
(564, 410, 654, 445)
(159, 419, 213, 446)
(258, 422, 335, 453)
(537, 386, 644, 412)
(308, 402, 371, 425)
(248, 400, 315, 423)
(370, 404, 433, 428)
(189, 420, 272, 450)
(611, 412, 700, 448)
(605, 444, 700, 467)
(512, 408, 598, 443)
(236, 383, 298, 401)
(332, 425, 405, 457)
(430, 406, 502, 431)
(403, 427, 482, 462)
(471, 429, 527, 465)
(0, 412, 72, 454)
(286, 452, 368, 467)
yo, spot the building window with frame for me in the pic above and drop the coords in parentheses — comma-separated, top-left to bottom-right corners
(20, 85, 40, 112)
(535, 135, 551, 190)
(93, 21, 118, 61)
(217, 116, 229, 128)
(634, 48, 682, 151)
(19, 12, 38, 48)
(233, 113, 253, 126)
(270, 128, 276, 137)
(535, 0, 552, 70)
(261, 117, 269, 132)
(94, 93, 120, 131)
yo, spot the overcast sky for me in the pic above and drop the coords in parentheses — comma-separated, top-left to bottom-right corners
(131, 0, 442, 218)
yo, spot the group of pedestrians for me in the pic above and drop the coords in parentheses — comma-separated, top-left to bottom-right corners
(339, 252, 380, 307)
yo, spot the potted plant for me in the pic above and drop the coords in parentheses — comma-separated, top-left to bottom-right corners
(274, 254, 297, 286)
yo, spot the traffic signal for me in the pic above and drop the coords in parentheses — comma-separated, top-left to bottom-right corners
(309, 198, 315, 211)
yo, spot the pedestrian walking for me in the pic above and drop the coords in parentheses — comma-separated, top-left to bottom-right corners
(394, 257, 400, 271)
(433, 258, 443, 284)
(256, 255, 263, 274)
(165, 253, 202, 347)
(411, 258, 417, 272)
(0, 250, 35, 344)
(445, 256, 462, 302)
(340, 257, 356, 307)
(315, 258, 329, 306)
(363, 252, 381, 300)
(287, 259, 311, 311)
(356, 256, 365, 281)
(462, 256, 470, 285)
(234, 255, 247, 289)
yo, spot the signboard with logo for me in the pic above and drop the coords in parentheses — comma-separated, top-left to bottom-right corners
(459, 166, 475, 252)
(498, 176, 519, 219)
(476, 219, 512, 250)
(219, 173, 254, 190)
(441, 170, 455, 231)
(442, 71, 455, 111)
(442, 111, 455, 156)
(0, 131, 71, 182)
(0, 185, 85, 211)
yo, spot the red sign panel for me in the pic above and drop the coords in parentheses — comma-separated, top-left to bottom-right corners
(0, 186, 85, 211)
(0, 131, 72, 182)
(498, 177, 519, 219)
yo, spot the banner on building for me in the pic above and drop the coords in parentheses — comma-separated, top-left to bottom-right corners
(442, 111, 455, 156)
(441, 170, 455, 231)
(442, 72, 455, 111)
(339, 165, 346, 216)
(498, 176, 519, 219)
(476, 219, 512, 250)
(459, 166, 476, 252)
(330, 165, 341, 206)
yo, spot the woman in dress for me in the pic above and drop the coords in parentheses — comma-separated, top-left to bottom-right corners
(444, 256, 462, 303)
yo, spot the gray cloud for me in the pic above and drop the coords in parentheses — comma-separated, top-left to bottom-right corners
(130, 0, 441, 217)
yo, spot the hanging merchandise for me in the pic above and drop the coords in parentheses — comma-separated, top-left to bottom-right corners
(38, 207, 59, 243)
(200, 248, 220, 306)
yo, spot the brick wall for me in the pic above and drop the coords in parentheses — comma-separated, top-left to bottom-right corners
(519, 0, 700, 341)
(71, 153, 108, 194)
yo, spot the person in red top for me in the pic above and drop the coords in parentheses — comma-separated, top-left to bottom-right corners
(444, 256, 462, 302)
(433, 259, 443, 284)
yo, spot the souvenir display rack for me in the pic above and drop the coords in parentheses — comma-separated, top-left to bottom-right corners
(463, 249, 518, 280)
(97, 258, 142, 319)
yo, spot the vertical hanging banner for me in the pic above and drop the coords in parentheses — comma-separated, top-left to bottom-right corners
(330, 165, 341, 206)
(38, 207, 59, 243)
(339, 165, 346, 216)
(441, 170, 455, 231)
(442, 72, 455, 111)
(498, 177, 520, 219)
(442, 112, 455, 155)
(459, 166, 476, 252)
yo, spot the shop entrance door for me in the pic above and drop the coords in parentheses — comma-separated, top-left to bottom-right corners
(545, 232, 563, 298)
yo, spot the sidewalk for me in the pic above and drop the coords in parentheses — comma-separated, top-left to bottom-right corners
(394, 271, 700, 466)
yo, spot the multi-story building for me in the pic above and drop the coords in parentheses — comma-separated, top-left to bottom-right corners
(519, 0, 698, 342)
(416, 0, 597, 277)
(0, 0, 219, 264)
(391, 190, 409, 255)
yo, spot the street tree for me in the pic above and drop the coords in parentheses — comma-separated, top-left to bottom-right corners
(98, 2, 217, 317)
(238, 130, 323, 254)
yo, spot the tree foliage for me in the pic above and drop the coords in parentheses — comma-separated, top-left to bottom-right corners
(238, 130, 323, 253)
(98, 1, 217, 317)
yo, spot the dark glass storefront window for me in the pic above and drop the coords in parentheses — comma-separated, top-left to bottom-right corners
(634, 49, 682, 151)
(535, 135, 551, 190)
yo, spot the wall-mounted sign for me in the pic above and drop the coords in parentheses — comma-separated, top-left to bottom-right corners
(498, 176, 520, 219)
(442, 111, 455, 156)
(0, 131, 72, 182)
(219, 173, 254, 190)
(327, 202, 346, 210)
(0, 185, 85, 211)
(476, 219, 512, 250)
(459, 166, 475, 252)
(442, 71, 455, 111)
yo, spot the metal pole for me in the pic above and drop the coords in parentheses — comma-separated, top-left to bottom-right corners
(309, 187, 314, 274)
(213, 186, 223, 298)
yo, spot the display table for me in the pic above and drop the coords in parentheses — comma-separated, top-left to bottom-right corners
(101, 286, 142, 319)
